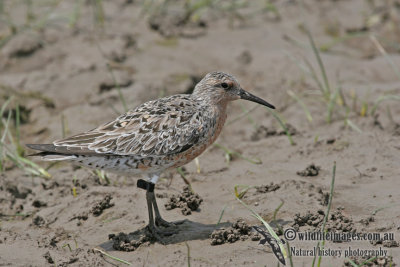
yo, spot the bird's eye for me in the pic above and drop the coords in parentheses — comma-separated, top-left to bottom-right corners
(221, 82, 229, 89)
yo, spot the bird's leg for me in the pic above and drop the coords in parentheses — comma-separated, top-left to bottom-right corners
(138, 179, 178, 240)
(145, 174, 186, 228)
(151, 191, 185, 228)
(144, 187, 163, 241)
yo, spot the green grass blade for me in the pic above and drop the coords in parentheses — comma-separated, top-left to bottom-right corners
(312, 161, 336, 267)
(1, 109, 12, 143)
(360, 256, 377, 266)
(227, 105, 258, 125)
(371, 95, 400, 115)
(234, 184, 253, 199)
(106, 63, 128, 112)
(304, 26, 331, 97)
(239, 103, 258, 129)
(284, 51, 324, 94)
(15, 102, 24, 155)
(93, 248, 132, 265)
(235, 193, 287, 264)
(0, 97, 12, 128)
(272, 200, 284, 222)
(185, 242, 191, 267)
(326, 86, 340, 123)
(319, 31, 368, 52)
(216, 204, 227, 227)
(370, 35, 400, 81)
(17, 155, 51, 178)
(265, 108, 295, 145)
(94, 169, 110, 185)
(287, 90, 313, 123)
(346, 119, 362, 134)
(346, 258, 359, 267)
(214, 143, 262, 165)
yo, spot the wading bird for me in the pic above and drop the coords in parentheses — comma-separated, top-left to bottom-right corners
(27, 71, 275, 241)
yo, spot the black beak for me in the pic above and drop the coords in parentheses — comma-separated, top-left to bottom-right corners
(239, 89, 275, 109)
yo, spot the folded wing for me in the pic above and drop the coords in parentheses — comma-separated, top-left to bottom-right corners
(51, 95, 210, 158)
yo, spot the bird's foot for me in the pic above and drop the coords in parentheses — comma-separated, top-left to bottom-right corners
(155, 217, 187, 228)
(147, 224, 178, 244)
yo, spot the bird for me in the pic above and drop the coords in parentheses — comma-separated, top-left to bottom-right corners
(27, 71, 275, 242)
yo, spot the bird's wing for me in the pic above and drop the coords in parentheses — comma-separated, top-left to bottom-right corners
(53, 95, 211, 158)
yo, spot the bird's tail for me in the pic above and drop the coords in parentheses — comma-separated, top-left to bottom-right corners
(26, 144, 78, 161)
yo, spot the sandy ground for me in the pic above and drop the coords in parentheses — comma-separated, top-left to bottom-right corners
(1, 0, 400, 266)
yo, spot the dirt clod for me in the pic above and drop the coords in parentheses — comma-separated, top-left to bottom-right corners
(3, 33, 42, 57)
(6, 184, 32, 199)
(255, 182, 281, 193)
(297, 164, 321, 177)
(147, 1, 206, 38)
(32, 200, 47, 208)
(371, 239, 399, 247)
(343, 255, 396, 267)
(165, 186, 203, 215)
(109, 230, 153, 252)
(43, 251, 54, 264)
(210, 219, 260, 245)
(99, 72, 133, 93)
(251, 124, 298, 141)
(293, 208, 354, 235)
(360, 216, 375, 226)
(70, 212, 89, 222)
(33, 216, 46, 227)
(49, 228, 71, 247)
(91, 195, 114, 216)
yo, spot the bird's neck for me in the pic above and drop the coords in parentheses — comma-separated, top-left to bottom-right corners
(191, 91, 229, 107)
(208, 100, 228, 145)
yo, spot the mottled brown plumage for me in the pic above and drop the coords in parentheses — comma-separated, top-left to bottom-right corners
(27, 71, 275, 241)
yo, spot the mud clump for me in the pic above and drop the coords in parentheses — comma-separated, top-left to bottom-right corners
(49, 228, 71, 247)
(360, 216, 375, 226)
(316, 187, 329, 206)
(236, 50, 252, 65)
(251, 124, 297, 141)
(98, 71, 133, 93)
(255, 182, 281, 193)
(210, 219, 261, 245)
(279, 180, 329, 206)
(297, 163, 321, 177)
(165, 186, 203, 215)
(3, 33, 42, 57)
(43, 251, 54, 264)
(147, 1, 207, 38)
(32, 200, 47, 208)
(70, 212, 89, 223)
(292, 210, 325, 229)
(343, 256, 396, 267)
(292, 208, 354, 235)
(91, 194, 114, 216)
(2, 105, 31, 124)
(371, 239, 399, 248)
(5, 184, 32, 199)
(32, 216, 46, 227)
(41, 181, 59, 190)
(109, 231, 153, 252)
(393, 124, 400, 136)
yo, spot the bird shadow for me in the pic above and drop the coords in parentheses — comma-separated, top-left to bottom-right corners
(99, 219, 230, 251)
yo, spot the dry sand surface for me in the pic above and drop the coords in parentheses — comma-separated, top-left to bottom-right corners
(1, 0, 400, 266)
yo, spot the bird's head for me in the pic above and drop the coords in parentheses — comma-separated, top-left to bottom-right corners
(193, 71, 275, 109)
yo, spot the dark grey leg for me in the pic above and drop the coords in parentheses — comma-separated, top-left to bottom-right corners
(151, 191, 185, 228)
(144, 184, 178, 239)
(145, 189, 163, 241)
